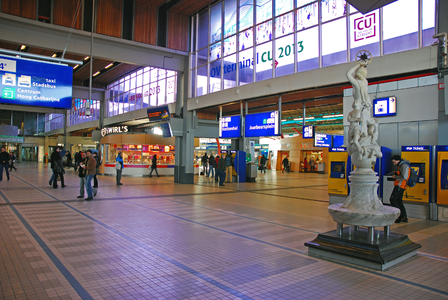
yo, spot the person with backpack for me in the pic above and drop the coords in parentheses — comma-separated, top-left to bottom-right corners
(225, 151, 234, 183)
(390, 155, 410, 223)
(208, 154, 215, 178)
(93, 152, 101, 188)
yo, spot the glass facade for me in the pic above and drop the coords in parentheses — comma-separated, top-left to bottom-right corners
(189, 0, 436, 97)
(68, 99, 101, 126)
(105, 67, 178, 118)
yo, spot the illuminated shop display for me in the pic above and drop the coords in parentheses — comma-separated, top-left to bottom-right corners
(190, 0, 435, 97)
(106, 67, 177, 118)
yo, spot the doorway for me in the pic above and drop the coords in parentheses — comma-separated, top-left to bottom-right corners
(22, 147, 38, 162)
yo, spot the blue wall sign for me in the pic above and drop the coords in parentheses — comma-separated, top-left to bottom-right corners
(302, 125, 314, 139)
(402, 146, 430, 152)
(245, 111, 280, 137)
(333, 135, 344, 147)
(0, 55, 73, 109)
(314, 133, 332, 147)
(219, 115, 241, 138)
(330, 147, 347, 152)
(373, 96, 397, 117)
(436, 146, 448, 152)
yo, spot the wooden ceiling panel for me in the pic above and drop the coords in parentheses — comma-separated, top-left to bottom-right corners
(170, 0, 215, 15)
(0, 42, 19, 50)
(73, 59, 113, 82)
(93, 64, 142, 85)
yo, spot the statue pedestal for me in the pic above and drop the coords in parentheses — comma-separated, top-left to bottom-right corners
(305, 168, 421, 270)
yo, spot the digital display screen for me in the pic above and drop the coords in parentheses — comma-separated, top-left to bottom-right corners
(314, 133, 332, 147)
(245, 111, 280, 137)
(147, 105, 170, 121)
(332, 164, 342, 172)
(330, 162, 345, 178)
(333, 135, 344, 147)
(373, 96, 397, 117)
(219, 115, 241, 138)
(302, 125, 314, 139)
(0, 55, 73, 109)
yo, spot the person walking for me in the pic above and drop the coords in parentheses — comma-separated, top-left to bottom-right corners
(310, 156, 315, 172)
(282, 156, 289, 173)
(77, 152, 87, 199)
(0, 147, 10, 182)
(202, 153, 208, 175)
(51, 147, 66, 189)
(65, 151, 72, 169)
(149, 154, 159, 178)
(116, 151, 123, 185)
(217, 153, 226, 186)
(93, 152, 101, 188)
(390, 155, 410, 223)
(259, 154, 267, 174)
(214, 155, 220, 182)
(225, 152, 233, 183)
(82, 150, 97, 201)
(74, 151, 82, 171)
(9, 152, 17, 171)
(208, 154, 215, 178)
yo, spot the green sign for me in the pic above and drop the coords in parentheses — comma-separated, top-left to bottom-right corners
(0, 135, 24, 143)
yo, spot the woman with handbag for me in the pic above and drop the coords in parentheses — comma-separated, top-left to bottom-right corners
(115, 152, 123, 185)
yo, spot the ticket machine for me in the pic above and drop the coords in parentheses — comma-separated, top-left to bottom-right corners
(400, 146, 434, 204)
(374, 146, 392, 200)
(437, 146, 448, 205)
(328, 147, 352, 203)
(233, 150, 246, 183)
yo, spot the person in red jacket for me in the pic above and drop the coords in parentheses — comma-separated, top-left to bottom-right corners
(391, 155, 410, 223)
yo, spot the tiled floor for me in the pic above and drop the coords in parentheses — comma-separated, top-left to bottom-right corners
(0, 163, 447, 300)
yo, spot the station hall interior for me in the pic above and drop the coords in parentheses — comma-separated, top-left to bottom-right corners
(1, 0, 448, 299)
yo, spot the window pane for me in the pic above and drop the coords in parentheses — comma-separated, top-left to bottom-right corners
(25, 112, 37, 136)
(224, 35, 236, 56)
(129, 89, 136, 111)
(123, 92, 129, 113)
(197, 65, 208, 96)
(383, 0, 418, 55)
(210, 42, 221, 61)
(256, 20, 273, 44)
(422, 0, 436, 47)
(297, 2, 318, 30)
(239, 0, 254, 31)
(239, 48, 254, 85)
(0, 110, 11, 125)
(198, 10, 209, 49)
(240, 28, 254, 50)
(211, 3, 222, 44)
(150, 82, 158, 106)
(275, 34, 294, 77)
(275, 12, 293, 38)
(224, 0, 237, 37)
(158, 79, 166, 105)
(256, 0, 271, 24)
(223, 54, 237, 89)
(143, 85, 150, 108)
(297, 0, 315, 8)
(322, 18, 347, 67)
(275, 0, 292, 16)
(167, 76, 176, 103)
(256, 41, 273, 81)
(143, 70, 150, 85)
(13, 111, 24, 135)
(350, 11, 379, 61)
(210, 59, 222, 93)
(136, 72, 143, 87)
(322, 0, 346, 23)
(198, 47, 208, 66)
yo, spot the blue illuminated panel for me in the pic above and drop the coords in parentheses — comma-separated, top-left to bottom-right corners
(330, 147, 347, 152)
(436, 146, 448, 152)
(373, 96, 397, 117)
(302, 125, 314, 139)
(0, 55, 73, 109)
(333, 135, 344, 147)
(219, 115, 241, 138)
(245, 111, 280, 137)
(402, 146, 430, 152)
(314, 133, 332, 147)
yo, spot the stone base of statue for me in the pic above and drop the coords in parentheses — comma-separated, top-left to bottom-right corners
(305, 168, 421, 270)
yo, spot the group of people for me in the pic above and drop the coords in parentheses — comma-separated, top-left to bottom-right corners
(0, 147, 17, 182)
(49, 147, 101, 201)
(200, 152, 234, 186)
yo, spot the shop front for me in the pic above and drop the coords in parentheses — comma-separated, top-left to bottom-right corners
(100, 133, 176, 176)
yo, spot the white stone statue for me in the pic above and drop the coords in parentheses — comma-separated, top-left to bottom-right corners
(328, 50, 399, 227)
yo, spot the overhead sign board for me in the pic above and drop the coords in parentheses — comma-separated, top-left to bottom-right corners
(402, 146, 430, 152)
(333, 135, 344, 147)
(302, 125, 314, 139)
(0, 55, 73, 109)
(373, 96, 397, 117)
(147, 105, 170, 122)
(219, 115, 241, 138)
(245, 111, 280, 137)
(314, 133, 332, 147)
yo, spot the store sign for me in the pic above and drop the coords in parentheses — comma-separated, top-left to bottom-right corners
(147, 105, 170, 122)
(245, 111, 280, 137)
(0, 135, 24, 143)
(101, 126, 128, 137)
(402, 146, 430, 152)
(314, 133, 332, 148)
(219, 115, 241, 138)
(330, 147, 347, 152)
(0, 55, 72, 109)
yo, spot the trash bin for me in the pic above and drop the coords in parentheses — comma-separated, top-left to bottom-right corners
(246, 163, 257, 182)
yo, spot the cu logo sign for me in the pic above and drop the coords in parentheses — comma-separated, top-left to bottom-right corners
(354, 13, 376, 42)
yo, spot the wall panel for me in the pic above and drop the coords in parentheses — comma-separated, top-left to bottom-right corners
(53, 0, 82, 29)
(96, 0, 122, 38)
(134, 0, 158, 45)
(418, 120, 438, 145)
(168, 11, 189, 51)
(398, 122, 419, 148)
(378, 123, 398, 154)
(2, 0, 36, 19)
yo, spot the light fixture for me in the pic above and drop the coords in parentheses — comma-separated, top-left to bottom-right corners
(281, 119, 286, 122)
(20, 45, 26, 50)
(51, 53, 57, 58)
(323, 114, 343, 118)
(93, 71, 101, 76)
(84, 56, 90, 61)
(105, 63, 114, 69)
(73, 64, 79, 69)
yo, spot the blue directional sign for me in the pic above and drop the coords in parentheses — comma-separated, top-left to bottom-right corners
(314, 133, 332, 147)
(245, 111, 280, 137)
(219, 115, 241, 138)
(303, 125, 314, 139)
(0, 55, 73, 109)
(333, 135, 344, 147)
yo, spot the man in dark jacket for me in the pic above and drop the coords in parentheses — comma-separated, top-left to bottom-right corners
(77, 152, 87, 198)
(74, 151, 82, 171)
(259, 155, 267, 173)
(208, 154, 215, 178)
(149, 154, 159, 178)
(217, 153, 227, 186)
(391, 155, 410, 223)
(0, 147, 10, 182)
(51, 147, 66, 189)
